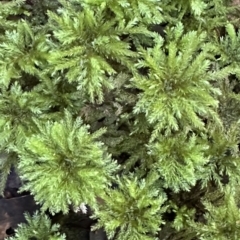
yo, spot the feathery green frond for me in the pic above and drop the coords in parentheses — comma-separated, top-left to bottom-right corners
(133, 23, 221, 138)
(216, 23, 240, 68)
(190, 186, 240, 240)
(0, 82, 47, 149)
(0, 20, 50, 87)
(93, 171, 166, 240)
(79, 0, 163, 24)
(0, 152, 18, 196)
(204, 123, 240, 186)
(147, 133, 209, 192)
(16, 110, 118, 214)
(0, 0, 26, 33)
(7, 211, 66, 240)
(47, 0, 156, 102)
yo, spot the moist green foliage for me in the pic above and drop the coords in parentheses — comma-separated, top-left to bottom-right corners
(146, 133, 209, 192)
(8, 211, 66, 240)
(1, 0, 240, 239)
(189, 186, 240, 240)
(92, 172, 166, 240)
(133, 23, 221, 138)
(0, 0, 26, 33)
(46, 0, 153, 102)
(15, 110, 117, 214)
(0, 20, 50, 87)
